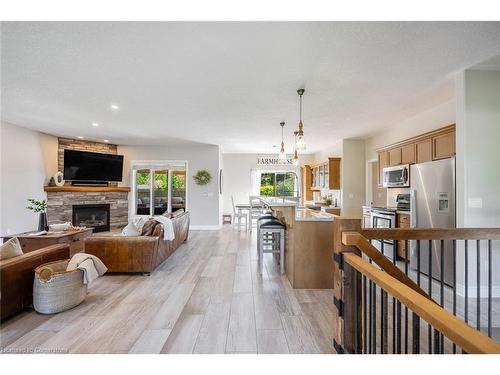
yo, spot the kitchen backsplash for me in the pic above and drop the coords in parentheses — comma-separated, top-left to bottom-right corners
(387, 187, 409, 207)
(313, 189, 341, 206)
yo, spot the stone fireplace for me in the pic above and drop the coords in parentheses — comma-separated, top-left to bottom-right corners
(72, 204, 110, 232)
(46, 189, 129, 231)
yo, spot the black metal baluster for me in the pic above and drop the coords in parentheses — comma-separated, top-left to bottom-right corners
(369, 279, 373, 354)
(354, 270, 359, 353)
(488, 240, 492, 338)
(465, 240, 469, 324)
(380, 289, 385, 353)
(392, 251, 396, 354)
(412, 313, 420, 354)
(440, 240, 445, 352)
(452, 240, 457, 353)
(405, 240, 409, 354)
(372, 283, 377, 353)
(428, 240, 432, 354)
(476, 240, 481, 331)
(363, 275, 368, 352)
(396, 300, 402, 354)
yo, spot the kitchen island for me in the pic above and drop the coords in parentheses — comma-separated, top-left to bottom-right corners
(260, 197, 336, 289)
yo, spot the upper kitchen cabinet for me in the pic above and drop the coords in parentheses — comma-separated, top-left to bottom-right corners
(388, 147, 402, 166)
(416, 138, 432, 163)
(377, 124, 455, 185)
(401, 143, 416, 164)
(432, 129, 456, 160)
(309, 157, 341, 190)
(378, 151, 389, 186)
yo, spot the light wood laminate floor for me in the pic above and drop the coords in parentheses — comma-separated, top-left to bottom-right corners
(0, 227, 335, 354)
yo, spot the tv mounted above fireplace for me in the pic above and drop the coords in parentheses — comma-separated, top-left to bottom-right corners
(63, 149, 124, 184)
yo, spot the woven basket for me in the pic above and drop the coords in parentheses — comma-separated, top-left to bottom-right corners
(33, 259, 87, 314)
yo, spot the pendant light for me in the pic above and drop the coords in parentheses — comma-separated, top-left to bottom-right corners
(292, 131, 299, 166)
(278, 121, 286, 162)
(296, 88, 306, 150)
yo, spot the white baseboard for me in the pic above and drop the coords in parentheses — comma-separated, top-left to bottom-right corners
(190, 225, 222, 231)
(456, 283, 500, 298)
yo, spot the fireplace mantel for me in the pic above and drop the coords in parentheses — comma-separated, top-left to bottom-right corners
(44, 186, 130, 193)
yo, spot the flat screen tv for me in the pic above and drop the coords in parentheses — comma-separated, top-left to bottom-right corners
(63, 149, 124, 182)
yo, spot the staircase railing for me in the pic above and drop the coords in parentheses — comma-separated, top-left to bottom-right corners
(332, 217, 500, 354)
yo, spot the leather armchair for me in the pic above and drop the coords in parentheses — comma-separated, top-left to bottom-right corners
(85, 211, 189, 273)
(1, 243, 70, 321)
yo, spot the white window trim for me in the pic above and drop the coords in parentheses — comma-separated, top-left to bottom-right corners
(129, 160, 188, 219)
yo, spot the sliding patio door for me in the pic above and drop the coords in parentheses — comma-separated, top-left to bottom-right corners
(133, 162, 187, 216)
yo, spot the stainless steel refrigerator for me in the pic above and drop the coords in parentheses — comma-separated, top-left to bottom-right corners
(410, 158, 455, 285)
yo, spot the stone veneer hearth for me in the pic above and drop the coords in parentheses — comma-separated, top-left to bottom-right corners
(46, 191, 128, 230)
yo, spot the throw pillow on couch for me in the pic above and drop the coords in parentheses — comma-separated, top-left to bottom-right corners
(0, 237, 23, 260)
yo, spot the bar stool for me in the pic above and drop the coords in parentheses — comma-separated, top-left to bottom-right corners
(256, 210, 275, 252)
(258, 218, 286, 275)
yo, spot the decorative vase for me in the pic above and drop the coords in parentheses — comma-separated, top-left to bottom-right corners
(38, 212, 49, 232)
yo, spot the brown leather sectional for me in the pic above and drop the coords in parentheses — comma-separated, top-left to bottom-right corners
(0, 243, 70, 321)
(84, 211, 190, 273)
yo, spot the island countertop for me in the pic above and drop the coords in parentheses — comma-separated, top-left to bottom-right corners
(295, 208, 336, 222)
(259, 196, 298, 207)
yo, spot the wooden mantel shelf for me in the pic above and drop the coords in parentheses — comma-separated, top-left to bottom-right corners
(44, 186, 131, 193)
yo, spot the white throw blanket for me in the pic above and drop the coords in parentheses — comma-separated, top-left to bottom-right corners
(67, 253, 108, 285)
(152, 215, 175, 241)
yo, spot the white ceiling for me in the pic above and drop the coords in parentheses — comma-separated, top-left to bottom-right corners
(2, 22, 500, 153)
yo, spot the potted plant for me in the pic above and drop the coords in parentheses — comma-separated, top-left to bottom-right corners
(27, 199, 49, 231)
(323, 196, 333, 207)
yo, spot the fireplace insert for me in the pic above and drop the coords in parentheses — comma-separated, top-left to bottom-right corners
(72, 204, 110, 232)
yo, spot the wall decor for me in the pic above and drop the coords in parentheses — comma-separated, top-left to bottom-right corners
(193, 170, 212, 186)
(54, 171, 65, 186)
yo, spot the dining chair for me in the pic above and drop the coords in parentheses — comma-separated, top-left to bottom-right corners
(232, 196, 248, 232)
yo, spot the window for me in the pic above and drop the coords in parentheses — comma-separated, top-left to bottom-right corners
(132, 162, 187, 216)
(260, 172, 298, 197)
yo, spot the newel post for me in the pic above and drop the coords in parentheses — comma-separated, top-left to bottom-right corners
(332, 217, 363, 353)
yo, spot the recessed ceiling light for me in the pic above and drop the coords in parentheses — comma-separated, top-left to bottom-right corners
(110, 104, 119, 111)
(92, 122, 99, 127)
(103, 139, 109, 143)
(77, 136, 84, 139)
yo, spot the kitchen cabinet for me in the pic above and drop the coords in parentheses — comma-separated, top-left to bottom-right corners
(401, 143, 416, 164)
(378, 151, 389, 186)
(309, 158, 341, 190)
(396, 213, 410, 259)
(302, 165, 313, 203)
(416, 139, 432, 163)
(432, 130, 455, 160)
(362, 206, 372, 228)
(388, 147, 402, 166)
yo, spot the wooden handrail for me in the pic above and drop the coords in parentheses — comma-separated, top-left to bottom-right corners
(342, 231, 432, 301)
(360, 228, 500, 240)
(343, 252, 500, 354)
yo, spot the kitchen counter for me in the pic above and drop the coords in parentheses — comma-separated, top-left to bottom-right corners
(295, 208, 335, 221)
(259, 196, 298, 207)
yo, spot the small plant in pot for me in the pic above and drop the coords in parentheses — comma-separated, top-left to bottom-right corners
(323, 196, 333, 207)
(27, 199, 49, 231)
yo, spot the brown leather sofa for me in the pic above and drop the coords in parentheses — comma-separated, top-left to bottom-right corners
(84, 211, 190, 273)
(1, 243, 70, 321)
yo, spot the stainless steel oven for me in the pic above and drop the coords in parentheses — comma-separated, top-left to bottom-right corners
(370, 208, 397, 260)
(383, 164, 410, 188)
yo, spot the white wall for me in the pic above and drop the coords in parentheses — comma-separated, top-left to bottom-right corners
(0, 122, 58, 235)
(119, 143, 221, 229)
(341, 139, 365, 218)
(364, 99, 456, 162)
(456, 69, 500, 297)
(221, 153, 315, 214)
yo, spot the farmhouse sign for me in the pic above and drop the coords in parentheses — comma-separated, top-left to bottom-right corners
(257, 156, 294, 165)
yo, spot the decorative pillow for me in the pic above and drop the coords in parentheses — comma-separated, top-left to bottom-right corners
(121, 222, 140, 236)
(152, 224, 163, 237)
(0, 237, 23, 260)
(172, 208, 185, 218)
(141, 218, 157, 236)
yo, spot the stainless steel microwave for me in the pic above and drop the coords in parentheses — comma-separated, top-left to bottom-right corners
(383, 164, 410, 187)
